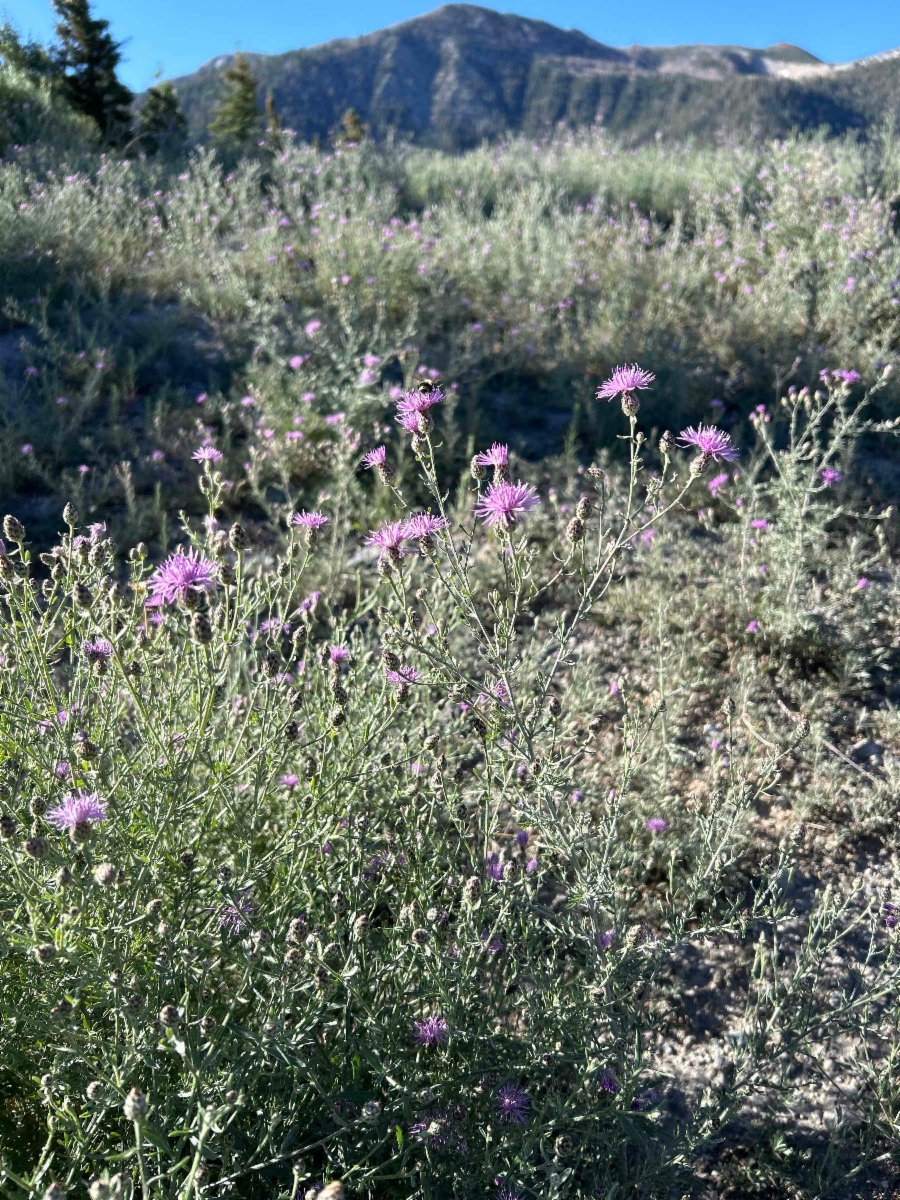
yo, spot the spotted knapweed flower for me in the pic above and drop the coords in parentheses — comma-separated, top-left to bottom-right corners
(495, 1182, 524, 1200)
(598, 1069, 620, 1094)
(395, 387, 443, 433)
(386, 666, 421, 687)
(495, 1083, 530, 1125)
(486, 852, 505, 881)
(413, 1015, 449, 1047)
(820, 468, 842, 486)
(596, 364, 655, 401)
(304, 319, 322, 337)
(365, 520, 410, 562)
(329, 645, 350, 664)
(82, 637, 113, 667)
(884, 902, 899, 929)
(362, 446, 387, 469)
(403, 513, 448, 539)
(147, 548, 217, 607)
(192, 447, 223, 464)
(220, 892, 254, 935)
(279, 773, 299, 789)
(474, 480, 540, 530)
(291, 510, 329, 530)
(298, 590, 321, 614)
(473, 443, 509, 469)
(708, 472, 729, 496)
(677, 424, 740, 463)
(645, 817, 668, 833)
(46, 791, 107, 831)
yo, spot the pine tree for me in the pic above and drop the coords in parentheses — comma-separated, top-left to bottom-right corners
(0, 21, 59, 84)
(138, 81, 188, 156)
(51, 0, 132, 143)
(264, 89, 282, 153)
(337, 107, 366, 145)
(208, 54, 260, 152)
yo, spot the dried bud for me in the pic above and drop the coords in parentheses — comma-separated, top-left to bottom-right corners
(3, 515, 24, 542)
(462, 876, 481, 904)
(286, 917, 306, 945)
(284, 720, 300, 743)
(0, 814, 15, 839)
(411, 927, 430, 946)
(123, 1087, 148, 1122)
(56, 865, 73, 887)
(62, 503, 79, 527)
(352, 914, 369, 940)
(329, 706, 346, 729)
(219, 562, 236, 586)
(659, 430, 676, 456)
(549, 695, 562, 718)
(565, 517, 585, 544)
(722, 697, 736, 717)
(200, 1015, 216, 1038)
(51, 998, 73, 1018)
(576, 494, 593, 520)
(331, 679, 348, 706)
(261, 651, 281, 678)
(93, 862, 118, 887)
(24, 836, 49, 858)
(228, 522, 249, 553)
(191, 611, 213, 645)
(73, 581, 93, 609)
(690, 451, 712, 475)
(34, 943, 57, 964)
(796, 717, 811, 739)
(158, 1004, 180, 1027)
(284, 946, 303, 967)
(180, 851, 196, 871)
(85, 1081, 104, 1101)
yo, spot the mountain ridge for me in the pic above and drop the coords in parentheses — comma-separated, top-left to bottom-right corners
(162, 4, 900, 148)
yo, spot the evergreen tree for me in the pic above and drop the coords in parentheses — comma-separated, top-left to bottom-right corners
(208, 54, 260, 152)
(51, 0, 132, 142)
(0, 21, 59, 84)
(138, 81, 188, 156)
(336, 107, 366, 145)
(264, 89, 282, 153)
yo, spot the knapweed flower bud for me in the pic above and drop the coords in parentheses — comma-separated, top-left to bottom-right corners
(690, 452, 712, 475)
(352, 914, 369, 940)
(191, 611, 213, 645)
(51, 998, 73, 1018)
(85, 1081, 104, 1101)
(34, 943, 57, 964)
(463, 876, 481, 904)
(56, 865, 72, 887)
(62, 502, 79, 527)
(621, 392, 640, 417)
(332, 680, 348, 705)
(286, 917, 306, 945)
(180, 850, 196, 871)
(228, 522, 249, 552)
(261, 651, 281, 678)
(146, 898, 163, 918)
(659, 430, 676, 456)
(382, 648, 400, 672)
(0, 554, 14, 580)
(284, 720, 300, 743)
(219, 562, 236, 586)
(73, 581, 93, 609)
(411, 434, 428, 455)
(576, 494, 593, 520)
(796, 717, 811, 739)
(470, 456, 486, 480)
(566, 517, 585, 544)
(94, 862, 118, 887)
(24, 836, 49, 858)
(43, 1183, 65, 1200)
(71, 820, 93, 844)
(549, 695, 562, 718)
(159, 1004, 180, 1027)
(722, 697, 736, 717)
(329, 706, 346, 729)
(318, 1183, 345, 1200)
(123, 1087, 148, 1121)
(411, 927, 430, 946)
(0, 814, 15, 839)
(200, 1015, 216, 1038)
(3, 515, 24, 542)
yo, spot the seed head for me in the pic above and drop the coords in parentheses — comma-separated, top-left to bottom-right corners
(3, 515, 25, 542)
(191, 611, 213, 644)
(73, 581, 93, 608)
(659, 430, 676, 456)
(34, 943, 57, 964)
(0, 814, 15, 839)
(284, 719, 300, 743)
(24, 836, 49, 858)
(43, 1183, 65, 1200)
(576, 494, 593, 520)
(159, 1004, 180, 1027)
(85, 1081, 104, 1101)
(565, 517, 585, 544)
(94, 862, 118, 887)
(352, 914, 369, 939)
(722, 697, 736, 717)
(62, 503, 79, 527)
(549, 695, 562, 717)
(228, 522, 249, 552)
(123, 1087, 148, 1121)
(463, 876, 481, 904)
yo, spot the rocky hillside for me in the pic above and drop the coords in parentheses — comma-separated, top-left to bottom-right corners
(164, 4, 900, 148)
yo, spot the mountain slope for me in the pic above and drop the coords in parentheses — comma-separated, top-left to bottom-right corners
(163, 4, 900, 148)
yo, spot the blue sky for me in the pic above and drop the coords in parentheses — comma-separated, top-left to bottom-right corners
(3, 0, 899, 91)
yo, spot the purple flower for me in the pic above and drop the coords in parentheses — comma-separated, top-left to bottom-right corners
(630, 1088, 659, 1111)
(192, 447, 223, 464)
(54, 761, 70, 780)
(413, 1015, 449, 1047)
(291, 510, 329, 530)
(220, 893, 254, 935)
(386, 666, 421, 687)
(329, 645, 350, 663)
(750, 518, 769, 529)
(279, 773, 299, 789)
(82, 637, 113, 666)
(473, 443, 509, 468)
(596, 364, 655, 400)
(677, 424, 739, 462)
(304, 319, 322, 337)
(746, 620, 760, 633)
(495, 1083, 530, 1125)
(515, 829, 529, 848)
(708, 472, 729, 496)
(365, 520, 410, 560)
(820, 468, 842, 486)
(474, 480, 540, 530)
(884, 902, 899, 929)
(289, 355, 305, 369)
(833, 369, 861, 384)
(645, 817, 668, 833)
(486, 852, 505, 881)
(298, 590, 321, 613)
(20, 443, 33, 455)
(598, 1069, 620, 1094)
(46, 791, 107, 831)
(147, 548, 218, 608)
(395, 388, 443, 432)
(495, 1183, 524, 1200)
(403, 513, 448, 539)
(362, 446, 387, 469)
(856, 577, 870, 591)
(599, 928, 616, 949)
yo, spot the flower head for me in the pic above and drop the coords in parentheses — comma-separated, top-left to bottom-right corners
(291, 510, 329, 530)
(820, 468, 842, 487)
(395, 387, 443, 433)
(329, 645, 350, 663)
(192, 447, 223, 464)
(474, 480, 540, 530)
(413, 1015, 449, 1047)
(473, 443, 509, 468)
(220, 893, 254, 935)
(298, 590, 321, 614)
(403, 513, 448, 539)
(486, 852, 505, 881)
(82, 637, 113, 667)
(279, 773, 299, 789)
(362, 446, 387, 469)
(46, 791, 107, 831)
(708, 472, 729, 497)
(386, 666, 420, 687)
(495, 1083, 530, 1125)
(596, 364, 655, 400)
(147, 548, 218, 608)
(365, 520, 410, 560)
(677, 424, 740, 462)
(645, 817, 668, 833)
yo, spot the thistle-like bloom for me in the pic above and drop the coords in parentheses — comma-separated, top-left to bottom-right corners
(220, 893, 254, 935)
(298, 590, 321, 614)
(884, 902, 899, 929)
(329, 645, 350, 663)
(820, 468, 842, 486)
(596, 364, 655, 400)
(413, 1015, 449, 1047)
(495, 1083, 531, 1125)
(192, 446, 223, 464)
(403, 513, 448, 539)
(708, 472, 729, 497)
(597, 1069, 620, 1094)
(362, 446, 387, 469)
(46, 791, 107, 831)
(291, 511, 329, 530)
(645, 817, 668, 833)
(386, 666, 421, 687)
(82, 637, 113, 666)
(395, 387, 443, 434)
(365, 520, 410, 561)
(474, 481, 540, 530)
(279, 773, 299, 789)
(147, 548, 218, 607)
(486, 852, 505, 881)
(677, 424, 740, 462)
(473, 443, 509, 468)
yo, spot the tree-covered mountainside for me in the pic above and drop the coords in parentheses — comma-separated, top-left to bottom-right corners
(161, 3, 900, 148)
